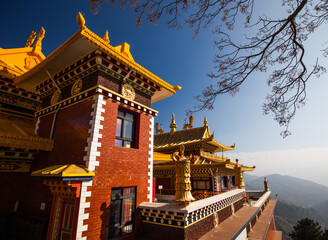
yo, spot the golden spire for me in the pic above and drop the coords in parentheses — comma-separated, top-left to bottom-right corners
(204, 115, 208, 127)
(25, 31, 36, 47)
(103, 30, 110, 43)
(170, 113, 177, 134)
(76, 12, 86, 28)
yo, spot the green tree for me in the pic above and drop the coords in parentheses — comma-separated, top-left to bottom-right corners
(289, 218, 323, 240)
(90, 0, 328, 137)
(322, 229, 328, 240)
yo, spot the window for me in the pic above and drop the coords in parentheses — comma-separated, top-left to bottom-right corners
(230, 176, 235, 187)
(192, 177, 211, 190)
(108, 187, 136, 240)
(221, 176, 228, 190)
(115, 109, 136, 148)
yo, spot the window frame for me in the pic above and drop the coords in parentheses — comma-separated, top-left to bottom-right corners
(115, 108, 137, 148)
(192, 177, 212, 190)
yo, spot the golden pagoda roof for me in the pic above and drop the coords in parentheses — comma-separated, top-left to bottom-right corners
(14, 13, 179, 103)
(154, 125, 234, 152)
(32, 164, 94, 180)
(0, 117, 53, 151)
(0, 29, 46, 79)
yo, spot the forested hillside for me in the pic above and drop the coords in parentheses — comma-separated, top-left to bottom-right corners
(244, 174, 328, 239)
(275, 201, 328, 239)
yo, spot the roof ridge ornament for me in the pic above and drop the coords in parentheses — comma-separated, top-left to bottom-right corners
(25, 31, 36, 48)
(32, 27, 45, 52)
(76, 12, 86, 28)
(155, 122, 164, 134)
(170, 113, 177, 134)
(103, 30, 110, 43)
(182, 115, 194, 129)
(204, 115, 208, 127)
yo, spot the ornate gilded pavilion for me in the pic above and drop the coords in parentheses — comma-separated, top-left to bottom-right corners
(153, 114, 255, 196)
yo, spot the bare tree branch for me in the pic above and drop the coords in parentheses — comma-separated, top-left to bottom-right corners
(90, 0, 328, 136)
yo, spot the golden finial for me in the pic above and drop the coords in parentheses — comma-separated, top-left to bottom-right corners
(189, 115, 194, 128)
(204, 115, 208, 127)
(174, 85, 182, 91)
(236, 159, 239, 165)
(76, 12, 86, 28)
(183, 118, 188, 129)
(183, 115, 194, 129)
(103, 30, 110, 43)
(155, 122, 160, 134)
(155, 122, 164, 134)
(159, 124, 164, 134)
(25, 31, 36, 47)
(32, 27, 45, 51)
(170, 113, 177, 134)
(264, 177, 269, 192)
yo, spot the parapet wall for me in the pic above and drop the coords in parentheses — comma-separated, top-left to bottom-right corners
(139, 189, 245, 240)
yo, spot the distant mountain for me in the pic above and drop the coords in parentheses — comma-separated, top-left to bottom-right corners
(313, 200, 328, 218)
(244, 174, 328, 207)
(274, 201, 328, 239)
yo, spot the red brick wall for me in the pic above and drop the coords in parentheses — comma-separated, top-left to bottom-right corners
(0, 99, 94, 238)
(83, 99, 152, 240)
(36, 99, 93, 168)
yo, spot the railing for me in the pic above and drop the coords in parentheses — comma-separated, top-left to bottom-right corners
(156, 188, 220, 200)
(192, 190, 220, 200)
(200, 150, 228, 161)
(155, 189, 175, 195)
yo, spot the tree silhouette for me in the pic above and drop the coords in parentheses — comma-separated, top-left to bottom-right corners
(289, 218, 323, 240)
(89, 0, 328, 136)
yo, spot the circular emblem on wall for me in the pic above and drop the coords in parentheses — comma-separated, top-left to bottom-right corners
(51, 90, 60, 105)
(71, 79, 83, 96)
(122, 83, 135, 101)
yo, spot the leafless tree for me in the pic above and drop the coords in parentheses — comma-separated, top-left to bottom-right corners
(90, 0, 328, 137)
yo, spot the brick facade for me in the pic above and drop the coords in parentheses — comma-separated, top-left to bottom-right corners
(81, 98, 152, 239)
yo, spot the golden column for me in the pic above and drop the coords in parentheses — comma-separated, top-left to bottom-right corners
(234, 159, 245, 188)
(264, 177, 270, 192)
(173, 145, 195, 204)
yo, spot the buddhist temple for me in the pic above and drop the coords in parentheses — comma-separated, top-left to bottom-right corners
(153, 115, 255, 199)
(0, 12, 281, 240)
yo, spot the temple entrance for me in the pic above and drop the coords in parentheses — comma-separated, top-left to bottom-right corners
(59, 200, 75, 240)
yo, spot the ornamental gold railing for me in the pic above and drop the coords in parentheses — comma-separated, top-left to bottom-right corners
(192, 190, 220, 200)
(156, 189, 220, 200)
(199, 151, 228, 162)
(155, 189, 175, 195)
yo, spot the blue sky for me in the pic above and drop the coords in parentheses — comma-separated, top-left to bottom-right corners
(1, 1, 328, 185)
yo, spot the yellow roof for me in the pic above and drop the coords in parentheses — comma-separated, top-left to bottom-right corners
(0, 29, 45, 79)
(32, 164, 94, 178)
(15, 13, 178, 103)
(0, 117, 53, 151)
(154, 126, 234, 152)
(153, 152, 173, 162)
